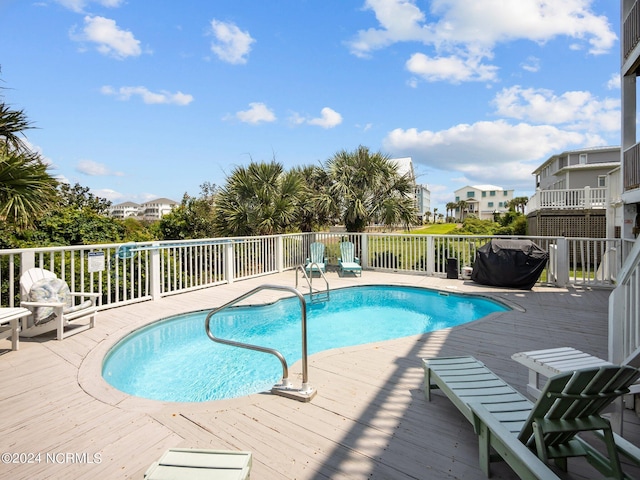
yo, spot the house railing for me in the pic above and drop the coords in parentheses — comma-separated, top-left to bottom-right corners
(610, 237, 640, 366)
(0, 232, 630, 311)
(624, 143, 640, 191)
(624, 0, 640, 62)
(527, 187, 607, 213)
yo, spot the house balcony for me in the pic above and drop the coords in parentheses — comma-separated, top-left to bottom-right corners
(624, 143, 640, 192)
(624, 0, 640, 65)
(527, 186, 607, 214)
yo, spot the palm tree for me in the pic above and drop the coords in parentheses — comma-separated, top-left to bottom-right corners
(213, 161, 304, 236)
(456, 200, 468, 221)
(0, 150, 58, 228)
(0, 102, 31, 153)
(0, 95, 58, 229)
(509, 196, 529, 214)
(445, 202, 457, 222)
(293, 164, 339, 232)
(325, 145, 417, 232)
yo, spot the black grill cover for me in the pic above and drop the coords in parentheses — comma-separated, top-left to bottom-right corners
(471, 239, 548, 290)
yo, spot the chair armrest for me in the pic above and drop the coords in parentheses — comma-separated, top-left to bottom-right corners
(469, 402, 561, 480)
(21, 300, 66, 308)
(68, 292, 100, 299)
(592, 430, 640, 466)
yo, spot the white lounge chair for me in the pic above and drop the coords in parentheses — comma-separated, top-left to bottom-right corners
(144, 448, 252, 480)
(0, 307, 30, 350)
(20, 268, 99, 340)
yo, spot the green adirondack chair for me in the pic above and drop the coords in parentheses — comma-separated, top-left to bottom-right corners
(423, 356, 640, 479)
(305, 242, 327, 274)
(338, 241, 362, 277)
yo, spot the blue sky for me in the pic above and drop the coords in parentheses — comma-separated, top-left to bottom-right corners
(0, 0, 621, 214)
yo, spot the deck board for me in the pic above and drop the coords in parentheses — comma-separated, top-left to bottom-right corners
(0, 271, 638, 479)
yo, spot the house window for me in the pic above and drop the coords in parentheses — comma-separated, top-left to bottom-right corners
(579, 153, 587, 164)
(498, 202, 503, 207)
(598, 175, 606, 187)
(455, 196, 459, 202)
(488, 202, 494, 207)
(490, 191, 496, 196)
(504, 191, 508, 196)
(482, 191, 486, 197)
(467, 191, 475, 198)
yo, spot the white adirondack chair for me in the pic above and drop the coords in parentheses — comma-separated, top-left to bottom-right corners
(20, 268, 99, 340)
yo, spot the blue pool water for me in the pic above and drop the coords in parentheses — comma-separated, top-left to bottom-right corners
(102, 285, 509, 402)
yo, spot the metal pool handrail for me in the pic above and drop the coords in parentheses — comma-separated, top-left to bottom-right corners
(204, 284, 315, 400)
(295, 263, 329, 303)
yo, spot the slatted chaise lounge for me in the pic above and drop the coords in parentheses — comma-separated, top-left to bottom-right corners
(423, 355, 640, 479)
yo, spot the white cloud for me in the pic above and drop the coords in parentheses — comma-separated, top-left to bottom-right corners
(55, 0, 123, 13)
(308, 107, 343, 129)
(289, 107, 342, 128)
(348, 0, 616, 83)
(234, 102, 276, 124)
(71, 15, 141, 59)
(91, 188, 125, 202)
(406, 52, 498, 83)
(492, 85, 620, 133)
(101, 85, 194, 105)
(383, 120, 592, 188)
(76, 159, 124, 177)
(383, 83, 619, 188)
(209, 19, 255, 64)
(521, 56, 540, 73)
(607, 73, 621, 90)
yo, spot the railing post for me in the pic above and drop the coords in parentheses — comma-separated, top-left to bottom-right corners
(584, 186, 591, 208)
(20, 251, 35, 274)
(554, 237, 570, 287)
(276, 235, 284, 273)
(225, 241, 235, 284)
(149, 243, 162, 301)
(361, 233, 368, 268)
(426, 236, 435, 275)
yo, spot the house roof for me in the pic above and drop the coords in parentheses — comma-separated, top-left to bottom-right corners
(472, 184, 504, 191)
(142, 197, 178, 205)
(532, 146, 620, 174)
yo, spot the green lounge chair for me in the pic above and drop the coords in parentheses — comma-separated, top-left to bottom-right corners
(338, 241, 362, 277)
(424, 356, 640, 479)
(305, 242, 327, 274)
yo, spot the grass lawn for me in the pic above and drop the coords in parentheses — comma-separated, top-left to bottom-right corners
(407, 223, 459, 235)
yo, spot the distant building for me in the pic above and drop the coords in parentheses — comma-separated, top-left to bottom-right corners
(453, 185, 514, 221)
(109, 198, 178, 220)
(391, 157, 431, 221)
(140, 198, 179, 220)
(109, 201, 140, 219)
(532, 146, 619, 192)
(527, 146, 620, 238)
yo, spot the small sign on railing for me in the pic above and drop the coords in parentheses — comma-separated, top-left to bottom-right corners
(88, 251, 105, 272)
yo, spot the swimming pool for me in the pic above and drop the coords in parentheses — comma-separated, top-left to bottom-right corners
(102, 285, 509, 402)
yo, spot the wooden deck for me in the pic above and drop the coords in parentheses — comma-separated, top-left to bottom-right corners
(1, 270, 639, 479)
